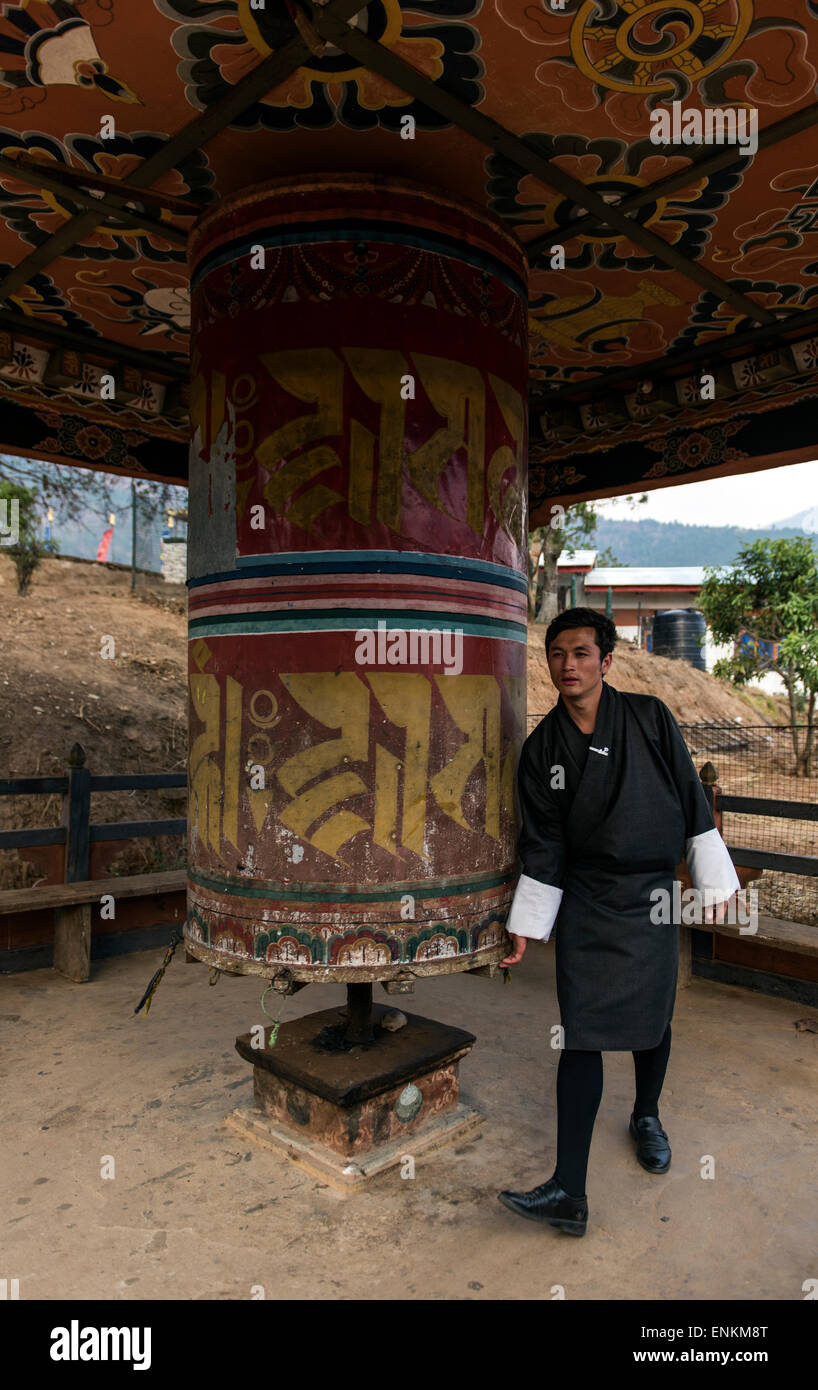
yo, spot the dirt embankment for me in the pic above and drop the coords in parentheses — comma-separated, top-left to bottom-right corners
(526, 623, 790, 725)
(0, 555, 187, 888)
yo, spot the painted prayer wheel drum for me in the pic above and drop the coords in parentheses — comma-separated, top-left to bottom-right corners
(184, 175, 528, 982)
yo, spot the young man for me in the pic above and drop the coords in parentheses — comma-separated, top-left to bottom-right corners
(497, 607, 739, 1237)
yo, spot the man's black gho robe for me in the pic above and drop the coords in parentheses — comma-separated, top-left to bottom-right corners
(507, 681, 740, 1051)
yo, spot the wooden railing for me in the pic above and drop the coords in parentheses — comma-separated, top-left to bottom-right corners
(699, 762, 818, 881)
(0, 741, 185, 883)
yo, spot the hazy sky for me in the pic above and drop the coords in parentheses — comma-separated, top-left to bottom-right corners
(595, 458, 818, 529)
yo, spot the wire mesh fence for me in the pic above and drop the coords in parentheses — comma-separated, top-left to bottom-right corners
(525, 716, 818, 926)
(680, 723, 817, 927)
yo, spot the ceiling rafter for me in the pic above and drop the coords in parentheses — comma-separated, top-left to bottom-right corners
(309, 4, 778, 327)
(0, 154, 189, 247)
(0, 0, 371, 306)
(6, 158, 205, 216)
(523, 100, 818, 260)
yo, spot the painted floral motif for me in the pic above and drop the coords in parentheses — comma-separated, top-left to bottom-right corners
(672, 280, 812, 348)
(190, 904, 508, 969)
(34, 406, 147, 469)
(0, 0, 812, 474)
(156, 0, 482, 130)
(0, 264, 97, 334)
(643, 418, 746, 476)
(0, 342, 48, 381)
(0, 128, 214, 261)
(487, 131, 745, 272)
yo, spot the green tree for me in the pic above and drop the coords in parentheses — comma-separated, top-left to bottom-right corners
(0, 479, 57, 594)
(0, 455, 120, 527)
(697, 537, 818, 776)
(530, 494, 646, 624)
(0, 456, 186, 572)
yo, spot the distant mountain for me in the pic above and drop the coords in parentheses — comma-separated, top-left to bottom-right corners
(589, 517, 813, 567)
(770, 505, 818, 533)
(43, 498, 816, 572)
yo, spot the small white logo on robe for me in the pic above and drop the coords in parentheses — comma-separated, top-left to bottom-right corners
(589, 745, 609, 756)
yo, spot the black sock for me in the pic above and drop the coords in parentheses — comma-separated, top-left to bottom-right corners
(632, 1023, 672, 1120)
(553, 1047, 603, 1199)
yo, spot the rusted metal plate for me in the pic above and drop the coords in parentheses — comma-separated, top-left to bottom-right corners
(186, 177, 528, 980)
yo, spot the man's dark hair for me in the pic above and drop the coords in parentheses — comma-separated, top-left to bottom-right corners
(545, 607, 617, 662)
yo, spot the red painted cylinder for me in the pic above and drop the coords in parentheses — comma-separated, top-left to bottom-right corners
(185, 175, 528, 982)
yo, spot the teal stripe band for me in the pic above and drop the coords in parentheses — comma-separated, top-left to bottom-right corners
(189, 866, 514, 903)
(188, 609, 526, 642)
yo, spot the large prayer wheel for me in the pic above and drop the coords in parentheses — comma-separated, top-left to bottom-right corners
(184, 175, 528, 982)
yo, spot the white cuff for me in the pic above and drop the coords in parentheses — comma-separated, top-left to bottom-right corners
(506, 873, 563, 942)
(685, 827, 741, 904)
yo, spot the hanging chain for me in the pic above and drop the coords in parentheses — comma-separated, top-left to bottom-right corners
(260, 981, 287, 1048)
(134, 931, 181, 1016)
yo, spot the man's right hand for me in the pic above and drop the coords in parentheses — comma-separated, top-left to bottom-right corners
(500, 934, 528, 966)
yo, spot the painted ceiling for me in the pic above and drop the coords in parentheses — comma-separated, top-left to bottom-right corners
(0, 0, 817, 514)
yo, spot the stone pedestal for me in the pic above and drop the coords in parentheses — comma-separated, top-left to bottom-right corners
(227, 1004, 482, 1189)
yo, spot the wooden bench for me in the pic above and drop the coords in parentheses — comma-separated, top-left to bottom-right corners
(0, 869, 186, 983)
(676, 861, 763, 989)
(691, 911, 818, 958)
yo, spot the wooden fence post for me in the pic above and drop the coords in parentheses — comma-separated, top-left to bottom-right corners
(55, 742, 91, 982)
(699, 759, 720, 829)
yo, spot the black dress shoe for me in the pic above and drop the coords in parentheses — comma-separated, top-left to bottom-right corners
(497, 1177, 588, 1236)
(629, 1112, 671, 1173)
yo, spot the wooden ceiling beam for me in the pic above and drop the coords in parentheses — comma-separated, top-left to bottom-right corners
(0, 310, 189, 379)
(0, 155, 188, 247)
(1, 152, 203, 216)
(0, 0, 371, 304)
(311, 6, 777, 327)
(523, 100, 818, 259)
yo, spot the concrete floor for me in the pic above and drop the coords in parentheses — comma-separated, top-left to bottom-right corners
(1, 942, 815, 1301)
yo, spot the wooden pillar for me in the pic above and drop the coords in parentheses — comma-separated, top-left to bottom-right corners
(53, 903, 92, 984)
(56, 742, 91, 982)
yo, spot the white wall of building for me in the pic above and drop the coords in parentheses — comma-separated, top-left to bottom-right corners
(704, 634, 785, 696)
(161, 539, 187, 584)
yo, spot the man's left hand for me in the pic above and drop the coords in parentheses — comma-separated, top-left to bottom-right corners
(500, 934, 527, 966)
(703, 895, 731, 924)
